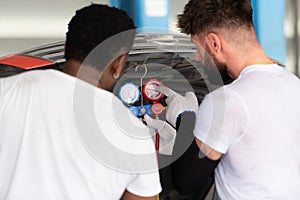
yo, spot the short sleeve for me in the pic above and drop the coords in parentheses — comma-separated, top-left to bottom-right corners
(126, 170, 162, 197)
(194, 87, 248, 154)
(0, 77, 9, 101)
(0, 79, 2, 99)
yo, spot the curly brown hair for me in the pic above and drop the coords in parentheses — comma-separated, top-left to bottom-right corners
(178, 0, 254, 35)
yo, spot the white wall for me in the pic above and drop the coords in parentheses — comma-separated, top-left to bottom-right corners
(0, 0, 189, 56)
(0, 0, 109, 56)
(170, 0, 189, 33)
(0, 0, 109, 38)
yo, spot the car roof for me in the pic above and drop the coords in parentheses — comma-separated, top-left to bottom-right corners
(0, 33, 196, 69)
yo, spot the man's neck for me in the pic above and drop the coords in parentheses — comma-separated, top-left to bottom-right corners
(227, 45, 272, 79)
(63, 59, 101, 87)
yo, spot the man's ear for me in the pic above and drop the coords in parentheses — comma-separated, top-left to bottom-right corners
(206, 33, 222, 54)
(111, 54, 128, 76)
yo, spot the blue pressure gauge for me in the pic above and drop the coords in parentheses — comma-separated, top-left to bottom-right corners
(118, 82, 140, 105)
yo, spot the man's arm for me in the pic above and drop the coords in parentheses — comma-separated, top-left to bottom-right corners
(121, 190, 157, 200)
(146, 86, 221, 194)
(195, 138, 222, 161)
(171, 112, 220, 195)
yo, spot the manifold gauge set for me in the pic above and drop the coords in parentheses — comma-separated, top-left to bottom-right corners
(118, 78, 166, 118)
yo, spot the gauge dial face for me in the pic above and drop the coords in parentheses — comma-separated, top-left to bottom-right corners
(119, 82, 140, 105)
(151, 102, 164, 115)
(143, 79, 164, 101)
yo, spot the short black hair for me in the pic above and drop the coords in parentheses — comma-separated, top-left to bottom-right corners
(178, 0, 254, 35)
(65, 4, 136, 63)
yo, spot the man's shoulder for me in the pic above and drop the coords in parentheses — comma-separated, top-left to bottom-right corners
(1, 69, 72, 85)
(204, 84, 247, 111)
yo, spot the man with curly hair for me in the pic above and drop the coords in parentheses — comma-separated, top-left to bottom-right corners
(159, 0, 300, 199)
(0, 4, 161, 200)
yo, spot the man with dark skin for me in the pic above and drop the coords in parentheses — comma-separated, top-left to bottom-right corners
(0, 4, 161, 200)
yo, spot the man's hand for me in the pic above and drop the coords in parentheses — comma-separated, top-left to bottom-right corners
(157, 86, 198, 127)
(144, 115, 176, 155)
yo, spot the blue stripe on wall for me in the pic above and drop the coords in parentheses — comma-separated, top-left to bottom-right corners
(110, 0, 170, 32)
(252, 0, 286, 64)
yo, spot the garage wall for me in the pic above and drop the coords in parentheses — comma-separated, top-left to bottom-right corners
(0, 0, 188, 56)
(0, 0, 106, 56)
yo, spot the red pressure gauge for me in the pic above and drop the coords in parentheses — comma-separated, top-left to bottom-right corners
(151, 102, 165, 115)
(142, 79, 164, 101)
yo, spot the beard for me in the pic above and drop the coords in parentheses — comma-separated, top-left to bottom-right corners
(201, 46, 233, 85)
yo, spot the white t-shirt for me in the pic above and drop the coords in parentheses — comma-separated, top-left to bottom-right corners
(0, 70, 161, 200)
(194, 64, 300, 199)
